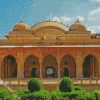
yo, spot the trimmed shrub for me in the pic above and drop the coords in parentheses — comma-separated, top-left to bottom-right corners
(28, 78, 41, 92)
(59, 77, 73, 92)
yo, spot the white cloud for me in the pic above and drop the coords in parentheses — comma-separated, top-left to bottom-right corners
(88, 7, 100, 33)
(76, 16, 84, 21)
(48, 16, 71, 24)
(88, 26, 100, 33)
(95, 0, 100, 2)
(88, 7, 100, 20)
(88, 7, 100, 26)
(89, 0, 100, 2)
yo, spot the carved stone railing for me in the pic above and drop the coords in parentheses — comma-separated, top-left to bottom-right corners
(0, 78, 100, 86)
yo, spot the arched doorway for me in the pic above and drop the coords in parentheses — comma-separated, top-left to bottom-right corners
(83, 55, 98, 78)
(43, 55, 58, 78)
(1, 55, 17, 78)
(61, 55, 76, 78)
(24, 55, 39, 78)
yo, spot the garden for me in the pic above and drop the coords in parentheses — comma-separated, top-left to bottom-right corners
(0, 77, 100, 100)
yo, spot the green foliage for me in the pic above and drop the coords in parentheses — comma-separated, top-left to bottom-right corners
(28, 78, 41, 92)
(59, 77, 73, 92)
(51, 90, 70, 100)
(17, 89, 50, 100)
(74, 85, 85, 92)
(94, 90, 100, 100)
(71, 89, 96, 100)
(85, 92, 96, 100)
(0, 88, 16, 100)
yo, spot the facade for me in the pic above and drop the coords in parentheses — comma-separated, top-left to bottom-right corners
(0, 20, 100, 81)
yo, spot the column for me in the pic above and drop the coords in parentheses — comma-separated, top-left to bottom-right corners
(17, 52, 24, 79)
(57, 57, 60, 79)
(0, 56, 3, 78)
(39, 59, 43, 79)
(0, 60, 2, 78)
(76, 53, 83, 78)
(97, 55, 100, 77)
(57, 48, 60, 79)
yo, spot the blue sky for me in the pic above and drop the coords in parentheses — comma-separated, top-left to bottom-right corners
(0, 0, 100, 38)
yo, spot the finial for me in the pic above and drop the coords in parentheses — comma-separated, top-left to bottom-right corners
(66, 24, 69, 27)
(19, 20, 24, 23)
(75, 17, 80, 23)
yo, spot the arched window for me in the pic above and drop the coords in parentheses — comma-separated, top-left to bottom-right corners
(1, 55, 17, 78)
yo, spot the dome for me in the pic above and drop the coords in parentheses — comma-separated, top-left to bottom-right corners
(13, 21, 30, 31)
(31, 21, 68, 32)
(69, 20, 87, 31)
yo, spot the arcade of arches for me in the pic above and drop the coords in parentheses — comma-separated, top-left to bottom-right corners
(0, 20, 100, 80)
(0, 52, 100, 79)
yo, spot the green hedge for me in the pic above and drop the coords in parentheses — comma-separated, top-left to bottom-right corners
(0, 88, 16, 100)
(51, 85, 97, 100)
(17, 89, 50, 100)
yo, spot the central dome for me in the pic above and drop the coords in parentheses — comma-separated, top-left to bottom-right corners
(31, 21, 68, 32)
(13, 21, 30, 31)
(69, 20, 87, 31)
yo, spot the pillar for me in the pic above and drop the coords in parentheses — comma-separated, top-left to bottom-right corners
(97, 55, 100, 77)
(57, 48, 60, 79)
(0, 56, 3, 78)
(17, 52, 24, 79)
(76, 52, 83, 78)
(58, 57, 60, 79)
(0, 59, 2, 78)
(39, 59, 43, 79)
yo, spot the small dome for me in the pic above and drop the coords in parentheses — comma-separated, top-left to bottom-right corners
(13, 21, 30, 31)
(69, 20, 87, 31)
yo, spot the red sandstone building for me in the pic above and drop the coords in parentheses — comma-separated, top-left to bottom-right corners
(0, 20, 100, 85)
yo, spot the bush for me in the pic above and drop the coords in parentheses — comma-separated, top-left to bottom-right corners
(0, 88, 16, 100)
(28, 78, 41, 92)
(85, 92, 96, 100)
(59, 77, 73, 92)
(17, 89, 50, 100)
(51, 90, 70, 100)
(94, 90, 100, 100)
(74, 85, 85, 92)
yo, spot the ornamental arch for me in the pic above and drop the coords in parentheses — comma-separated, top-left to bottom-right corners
(60, 55, 76, 78)
(24, 55, 40, 78)
(83, 54, 99, 78)
(42, 55, 58, 78)
(1, 55, 17, 78)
